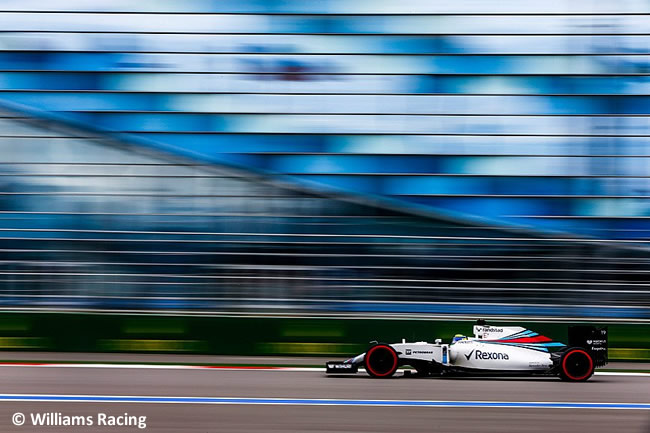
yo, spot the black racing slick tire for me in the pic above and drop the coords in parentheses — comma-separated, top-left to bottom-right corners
(559, 348, 595, 382)
(364, 344, 399, 378)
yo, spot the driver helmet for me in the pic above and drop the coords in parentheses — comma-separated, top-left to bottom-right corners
(452, 334, 467, 343)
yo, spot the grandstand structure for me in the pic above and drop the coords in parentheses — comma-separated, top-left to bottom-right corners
(0, 1, 648, 318)
(0, 106, 648, 318)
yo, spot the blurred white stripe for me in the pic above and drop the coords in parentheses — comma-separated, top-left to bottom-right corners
(0, 363, 647, 376)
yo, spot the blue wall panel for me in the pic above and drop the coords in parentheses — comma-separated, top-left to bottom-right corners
(1, 2, 649, 238)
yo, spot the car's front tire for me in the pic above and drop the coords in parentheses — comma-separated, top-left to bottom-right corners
(364, 344, 398, 378)
(559, 348, 594, 382)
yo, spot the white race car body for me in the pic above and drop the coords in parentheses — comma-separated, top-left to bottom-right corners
(391, 325, 562, 371)
(326, 323, 608, 382)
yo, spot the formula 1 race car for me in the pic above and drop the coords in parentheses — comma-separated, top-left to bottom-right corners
(326, 321, 608, 382)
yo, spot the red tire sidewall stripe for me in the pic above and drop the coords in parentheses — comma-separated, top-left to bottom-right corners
(366, 345, 398, 377)
(562, 349, 593, 381)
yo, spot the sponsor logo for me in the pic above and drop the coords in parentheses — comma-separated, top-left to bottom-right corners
(476, 327, 504, 333)
(587, 339, 606, 345)
(474, 350, 509, 360)
(328, 363, 353, 369)
(404, 349, 433, 355)
(464, 349, 509, 361)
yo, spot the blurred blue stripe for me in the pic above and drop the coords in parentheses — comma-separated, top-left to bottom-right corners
(0, 395, 648, 409)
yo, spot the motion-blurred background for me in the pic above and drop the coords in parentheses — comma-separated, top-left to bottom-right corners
(0, 0, 648, 359)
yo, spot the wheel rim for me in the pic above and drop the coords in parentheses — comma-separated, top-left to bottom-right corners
(366, 346, 397, 376)
(562, 349, 593, 381)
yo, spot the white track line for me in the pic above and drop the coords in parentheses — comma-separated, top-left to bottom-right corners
(0, 363, 319, 371)
(0, 363, 648, 376)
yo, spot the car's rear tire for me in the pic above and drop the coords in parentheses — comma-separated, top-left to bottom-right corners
(364, 344, 398, 378)
(559, 348, 594, 382)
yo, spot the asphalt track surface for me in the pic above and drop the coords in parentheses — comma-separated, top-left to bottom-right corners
(0, 359, 647, 432)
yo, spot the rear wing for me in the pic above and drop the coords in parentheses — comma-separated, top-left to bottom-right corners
(568, 326, 608, 367)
